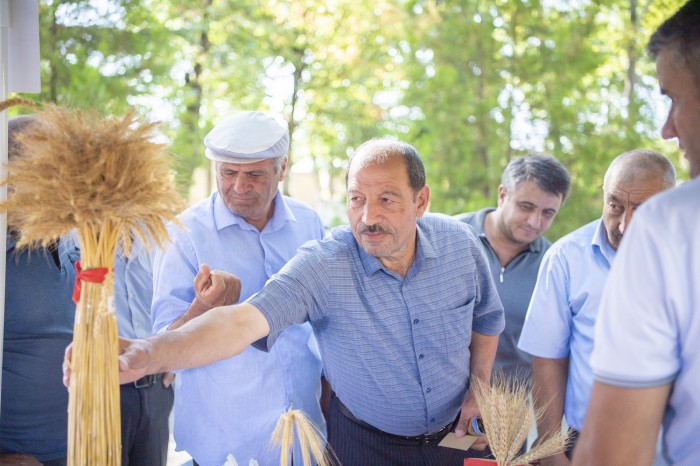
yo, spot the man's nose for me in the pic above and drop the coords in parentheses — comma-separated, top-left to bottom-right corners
(619, 210, 634, 235)
(232, 175, 248, 193)
(661, 112, 677, 140)
(527, 212, 542, 229)
(362, 200, 380, 224)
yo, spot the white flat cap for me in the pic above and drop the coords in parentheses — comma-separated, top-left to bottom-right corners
(204, 111, 289, 164)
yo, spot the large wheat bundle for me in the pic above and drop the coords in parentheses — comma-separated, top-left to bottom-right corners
(0, 99, 185, 465)
(470, 375, 571, 466)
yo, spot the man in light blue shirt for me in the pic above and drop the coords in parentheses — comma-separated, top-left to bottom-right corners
(151, 111, 326, 466)
(117, 138, 504, 466)
(114, 237, 174, 466)
(518, 149, 676, 465)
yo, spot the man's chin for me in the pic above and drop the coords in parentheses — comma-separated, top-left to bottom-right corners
(360, 241, 389, 257)
(514, 230, 540, 244)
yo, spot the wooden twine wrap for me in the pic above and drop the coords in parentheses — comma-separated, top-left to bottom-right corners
(0, 100, 186, 466)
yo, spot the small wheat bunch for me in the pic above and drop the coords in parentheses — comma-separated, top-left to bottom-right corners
(472, 374, 571, 466)
(270, 408, 338, 466)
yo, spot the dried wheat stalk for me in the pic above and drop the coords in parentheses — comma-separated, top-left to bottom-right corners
(0, 101, 185, 465)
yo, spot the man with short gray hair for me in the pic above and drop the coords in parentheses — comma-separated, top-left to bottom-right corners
(151, 111, 327, 465)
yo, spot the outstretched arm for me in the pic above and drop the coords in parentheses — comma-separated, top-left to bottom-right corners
(64, 301, 269, 387)
(118, 301, 270, 384)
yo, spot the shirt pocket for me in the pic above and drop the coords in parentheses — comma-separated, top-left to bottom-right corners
(440, 298, 475, 357)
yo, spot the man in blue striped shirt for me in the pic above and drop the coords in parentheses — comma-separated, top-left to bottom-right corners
(108, 138, 505, 466)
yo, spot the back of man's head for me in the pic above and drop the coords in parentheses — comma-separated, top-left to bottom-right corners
(501, 154, 571, 201)
(648, 0, 700, 87)
(8, 115, 36, 161)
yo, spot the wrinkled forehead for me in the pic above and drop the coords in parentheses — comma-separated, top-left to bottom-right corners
(603, 172, 670, 202)
(217, 158, 277, 172)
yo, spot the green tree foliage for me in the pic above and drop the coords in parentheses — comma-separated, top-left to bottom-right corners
(19, 0, 688, 238)
(37, 0, 172, 114)
(399, 0, 685, 240)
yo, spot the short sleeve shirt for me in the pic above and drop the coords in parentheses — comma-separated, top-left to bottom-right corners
(591, 178, 700, 465)
(250, 213, 504, 436)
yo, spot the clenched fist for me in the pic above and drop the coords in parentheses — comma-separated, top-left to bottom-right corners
(193, 263, 242, 308)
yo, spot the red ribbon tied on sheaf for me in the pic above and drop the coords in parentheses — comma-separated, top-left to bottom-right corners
(72, 260, 111, 304)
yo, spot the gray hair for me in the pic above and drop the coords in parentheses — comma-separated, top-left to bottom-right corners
(271, 155, 286, 175)
(604, 149, 676, 189)
(501, 154, 571, 201)
(346, 138, 426, 195)
(647, 0, 700, 88)
(215, 155, 286, 175)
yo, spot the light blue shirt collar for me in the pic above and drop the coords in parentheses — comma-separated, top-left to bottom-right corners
(591, 218, 616, 266)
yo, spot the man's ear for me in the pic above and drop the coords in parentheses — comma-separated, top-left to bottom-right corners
(497, 185, 507, 207)
(415, 185, 430, 217)
(277, 156, 288, 182)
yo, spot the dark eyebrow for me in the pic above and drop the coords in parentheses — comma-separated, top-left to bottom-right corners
(380, 189, 402, 198)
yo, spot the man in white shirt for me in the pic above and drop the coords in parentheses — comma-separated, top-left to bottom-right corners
(573, 1, 700, 465)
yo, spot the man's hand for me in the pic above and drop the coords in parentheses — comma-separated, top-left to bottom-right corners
(193, 263, 241, 308)
(168, 263, 242, 331)
(117, 337, 152, 384)
(63, 337, 152, 387)
(162, 372, 176, 388)
(62, 343, 74, 388)
(456, 391, 488, 450)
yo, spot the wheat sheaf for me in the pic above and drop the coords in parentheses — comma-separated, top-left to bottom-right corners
(0, 98, 185, 466)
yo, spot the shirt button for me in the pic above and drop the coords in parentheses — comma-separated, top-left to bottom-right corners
(413, 318, 419, 324)
(426, 387, 431, 393)
(419, 354, 424, 359)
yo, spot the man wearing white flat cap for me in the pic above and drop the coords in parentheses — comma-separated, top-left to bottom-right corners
(151, 111, 327, 466)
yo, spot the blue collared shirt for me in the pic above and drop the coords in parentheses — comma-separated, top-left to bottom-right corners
(250, 213, 505, 437)
(152, 191, 326, 466)
(518, 219, 615, 431)
(114, 236, 154, 339)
